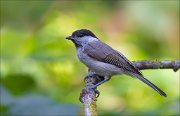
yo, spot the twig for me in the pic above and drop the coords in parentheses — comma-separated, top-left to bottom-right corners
(79, 60, 180, 116)
(133, 60, 180, 72)
(79, 88, 97, 116)
(79, 76, 101, 116)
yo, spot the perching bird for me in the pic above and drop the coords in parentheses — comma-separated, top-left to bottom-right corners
(66, 29, 167, 97)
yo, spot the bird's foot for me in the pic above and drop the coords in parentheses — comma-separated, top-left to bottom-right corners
(86, 83, 97, 89)
(86, 83, 100, 98)
(95, 89, 100, 98)
(84, 72, 110, 98)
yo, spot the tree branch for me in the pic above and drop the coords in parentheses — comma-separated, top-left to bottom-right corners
(79, 60, 180, 116)
(79, 76, 100, 116)
(133, 60, 180, 72)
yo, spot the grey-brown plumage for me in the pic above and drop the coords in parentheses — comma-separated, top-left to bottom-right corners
(66, 29, 167, 97)
(84, 41, 140, 74)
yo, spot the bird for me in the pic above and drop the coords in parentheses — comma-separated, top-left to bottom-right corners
(66, 29, 167, 97)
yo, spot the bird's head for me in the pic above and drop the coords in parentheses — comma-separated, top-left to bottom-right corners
(66, 29, 98, 47)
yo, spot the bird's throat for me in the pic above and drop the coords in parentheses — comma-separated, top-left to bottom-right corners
(72, 40, 81, 48)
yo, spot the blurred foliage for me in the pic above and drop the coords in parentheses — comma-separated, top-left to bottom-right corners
(0, 86, 79, 115)
(1, 74, 36, 95)
(0, 0, 179, 115)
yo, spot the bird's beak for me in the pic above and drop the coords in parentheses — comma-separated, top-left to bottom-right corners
(66, 36, 73, 40)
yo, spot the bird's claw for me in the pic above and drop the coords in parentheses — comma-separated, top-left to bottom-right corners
(86, 83, 100, 98)
(95, 89, 100, 98)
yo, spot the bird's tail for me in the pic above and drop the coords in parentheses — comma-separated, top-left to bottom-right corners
(133, 73, 167, 97)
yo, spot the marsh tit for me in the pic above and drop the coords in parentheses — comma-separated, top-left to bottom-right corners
(66, 29, 166, 97)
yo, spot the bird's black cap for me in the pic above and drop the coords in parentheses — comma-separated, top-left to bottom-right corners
(72, 29, 97, 38)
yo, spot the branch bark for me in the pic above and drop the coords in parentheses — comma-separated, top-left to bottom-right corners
(79, 88, 97, 116)
(133, 60, 180, 72)
(79, 76, 100, 116)
(79, 60, 180, 116)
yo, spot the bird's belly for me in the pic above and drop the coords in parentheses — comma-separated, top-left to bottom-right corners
(88, 61, 122, 76)
(78, 51, 123, 76)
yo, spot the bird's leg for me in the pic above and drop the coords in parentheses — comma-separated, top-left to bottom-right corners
(84, 70, 105, 86)
(84, 70, 104, 97)
(86, 76, 111, 89)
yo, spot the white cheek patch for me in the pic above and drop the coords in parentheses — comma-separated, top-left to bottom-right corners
(82, 36, 98, 43)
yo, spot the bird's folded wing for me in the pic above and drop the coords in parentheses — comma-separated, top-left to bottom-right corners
(84, 41, 142, 75)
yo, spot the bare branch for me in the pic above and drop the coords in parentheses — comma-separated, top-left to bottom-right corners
(79, 76, 100, 116)
(79, 88, 97, 116)
(133, 60, 180, 72)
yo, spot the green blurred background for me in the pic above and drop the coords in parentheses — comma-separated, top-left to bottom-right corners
(0, 0, 179, 115)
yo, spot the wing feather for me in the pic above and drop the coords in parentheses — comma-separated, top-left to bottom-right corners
(84, 41, 141, 75)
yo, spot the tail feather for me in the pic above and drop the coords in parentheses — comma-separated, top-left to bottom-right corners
(133, 74, 167, 97)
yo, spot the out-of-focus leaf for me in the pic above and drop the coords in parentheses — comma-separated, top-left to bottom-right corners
(1, 74, 36, 95)
(0, 105, 9, 115)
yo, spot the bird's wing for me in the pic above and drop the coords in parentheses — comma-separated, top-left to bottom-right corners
(84, 40, 141, 75)
(84, 40, 167, 97)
